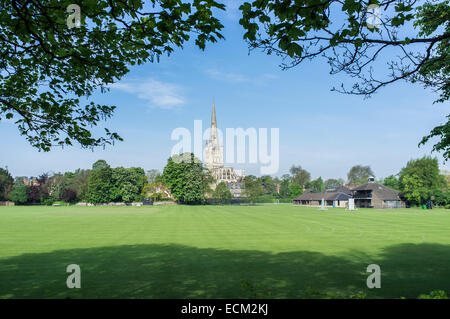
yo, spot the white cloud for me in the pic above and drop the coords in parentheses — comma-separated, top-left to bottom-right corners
(111, 78, 185, 109)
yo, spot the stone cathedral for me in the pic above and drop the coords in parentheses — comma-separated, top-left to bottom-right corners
(204, 101, 244, 196)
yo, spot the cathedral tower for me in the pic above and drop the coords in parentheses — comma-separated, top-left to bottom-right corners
(204, 99, 244, 196)
(204, 99, 223, 169)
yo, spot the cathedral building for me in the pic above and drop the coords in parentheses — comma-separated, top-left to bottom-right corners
(204, 101, 244, 197)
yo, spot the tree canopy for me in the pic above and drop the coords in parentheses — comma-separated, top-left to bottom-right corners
(288, 183, 303, 198)
(324, 178, 344, 190)
(9, 184, 28, 204)
(419, 114, 450, 160)
(112, 166, 146, 202)
(239, 0, 449, 158)
(0, 168, 13, 201)
(0, 0, 225, 151)
(242, 175, 264, 204)
(289, 165, 311, 187)
(92, 160, 109, 171)
(239, 0, 448, 100)
(86, 160, 146, 203)
(146, 169, 162, 184)
(347, 164, 375, 186)
(86, 161, 116, 204)
(212, 182, 233, 203)
(399, 156, 447, 204)
(383, 174, 400, 190)
(1, 0, 448, 159)
(308, 176, 325, 193)
(162, 153, 212, 204)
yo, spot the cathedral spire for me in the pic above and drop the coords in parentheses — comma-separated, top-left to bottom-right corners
(205, 98, 223, 169)
(211, 97, 217, 128)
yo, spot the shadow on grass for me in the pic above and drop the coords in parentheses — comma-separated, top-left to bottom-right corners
(0, 243, 449, 298)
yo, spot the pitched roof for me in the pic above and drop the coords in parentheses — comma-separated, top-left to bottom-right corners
(326, 185, 353, 195)
(330, 192, 353, 201)
(294, 192, 351, 201)
(353, 182, 401, 200)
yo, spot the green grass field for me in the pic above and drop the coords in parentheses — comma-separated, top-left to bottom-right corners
(1, 204, 449, 298)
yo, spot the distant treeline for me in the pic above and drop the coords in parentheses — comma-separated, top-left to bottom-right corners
(0, 155, 448, 207)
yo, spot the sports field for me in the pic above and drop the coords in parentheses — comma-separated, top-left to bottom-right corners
(0, 204, 449, 298)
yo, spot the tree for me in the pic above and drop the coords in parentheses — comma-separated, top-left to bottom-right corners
(112, 166, 146, 202)
(146, 169, 162, 184)
(86, 161, 115, 204)
(443, 169, 450, 185)
(14, 176, 26, 186)
(23, 173, 52, 203)
(201, 169, 215, 197)
(347, 165, 375, 186)
(27, 185, 42, 203)
(260, 175, 276, 194)
(92, 160, 110, 171)
(242, 175, 264, 204)
(47, 173, 67, 201)
(9, 185, 28, 204)
(213, 182, 232, 204)
(383, 175, 400, 190)
(38, 169, 90, 203)
(239, 0, 450, 159)
(288, 183, 303, 199)
(61, 188, 77, 203)
(399, 156, 447, 204)
(1, 0, 225, 151)
(433, 189, 450, 207)
(162, 153, 209, 204)
(401, 174, 425, 204)
(279, 174, 291, 198)
(66, 169, 90, 201)
(289, 165, 311, 187)
(36, 173, 50, 202)
(324, 178, 344, 190)
(119, 182, 139, 203)
(0, 168, 13, 200)
(141, 182, 172, 201)
(309, 177, 325, 193)
(420, 115, 450, 161)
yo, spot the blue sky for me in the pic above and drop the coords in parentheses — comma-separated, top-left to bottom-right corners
(0, 1, 448, 180)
